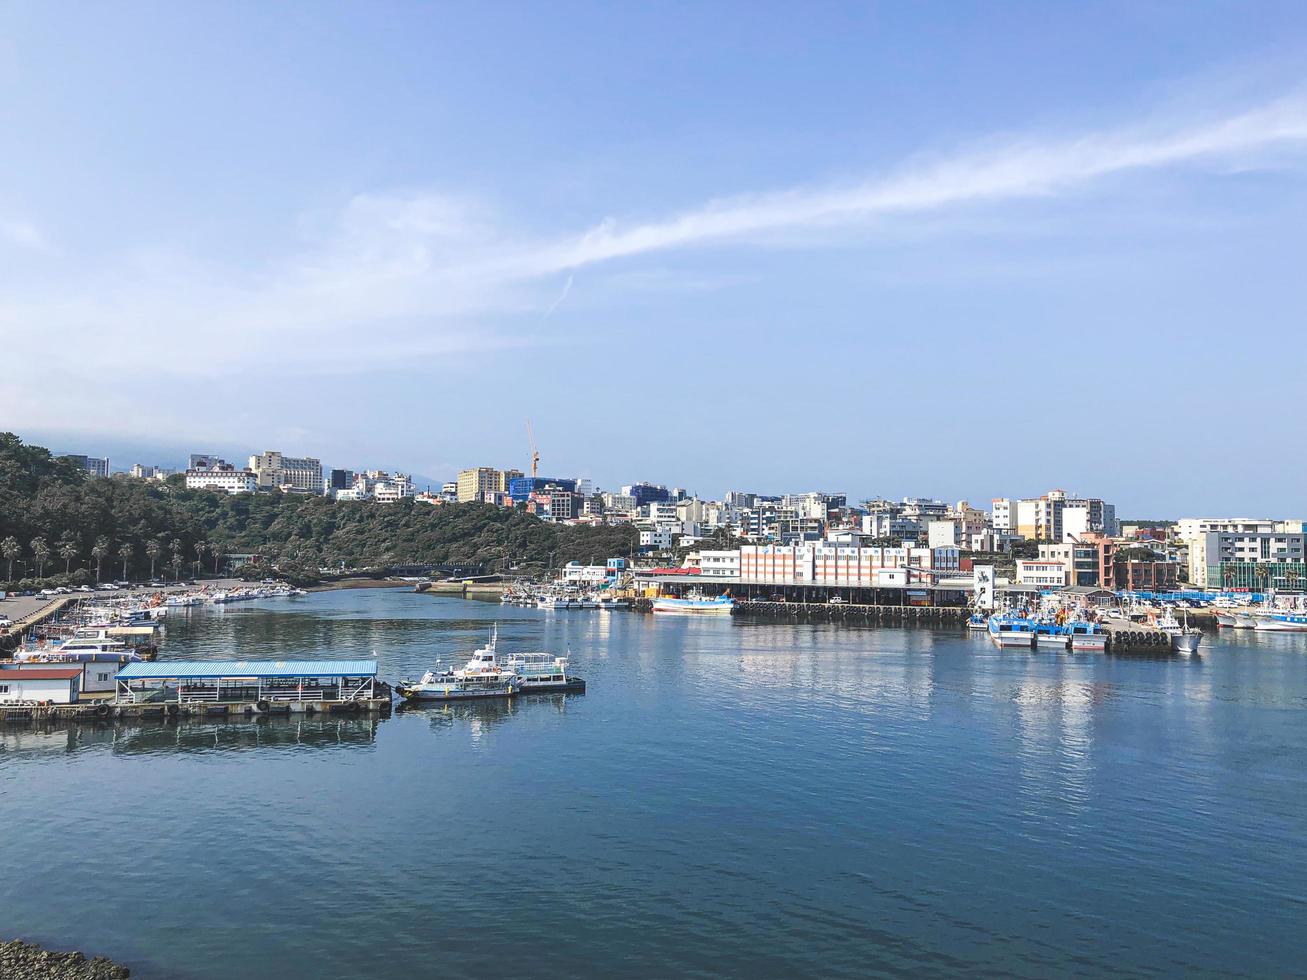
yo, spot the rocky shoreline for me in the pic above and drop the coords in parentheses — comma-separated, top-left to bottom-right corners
(0, 939, 130, 979)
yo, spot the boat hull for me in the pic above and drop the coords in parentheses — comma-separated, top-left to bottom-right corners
(1035, 634, 1069, 649)
(652, 600, 734, 615)
(1070, 636, 1108, 652)
(397, 685, 515, 702)
(1170, 632, 1202, 653)
(989, 632, 1034, 648)
(518, 678, 586, 693)
(1253, 618, 1307, 632)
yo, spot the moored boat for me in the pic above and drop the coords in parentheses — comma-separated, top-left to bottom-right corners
(1034, 621, 1069, 649)
(1067, 620, 1108, 652)
(987, 614, 1035, 648)
(1157, 609, 1203, 652)
(651, 591, 734, 615)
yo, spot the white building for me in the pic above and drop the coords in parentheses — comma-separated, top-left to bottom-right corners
(698, 550, 741, 578)
(1186, 528, 1307, 588)
(738, 542, 958, 587)
(0, 666, 83, 704)
(59, 454, 110, 478)
(373, 473, 414, 503)
(185, 463, 258, 494)
(640, 528, 673, 551)
(991, 498, 1015, 532)
(249, 451, 323, 492)
(560, 562, 612, 586)
(1015, 559, 1068, 588)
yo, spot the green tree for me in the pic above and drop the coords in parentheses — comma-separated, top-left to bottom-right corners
(169, 539, 183, 581)
(58, 533, 79, 574)
(30, 536, 51, 578)
(193, 540, 208, 579)
(145, 539, 162, 579)
(119, 542, 134, 581)
(91, 535, 110, 582)
(2, 536, 19, 582)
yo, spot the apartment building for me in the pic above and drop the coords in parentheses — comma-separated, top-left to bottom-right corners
(249, 451, 322, 492)
(185, 462, 257, 494)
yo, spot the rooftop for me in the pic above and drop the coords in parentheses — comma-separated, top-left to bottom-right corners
(117, 659, 378, 681)
(0, 667, 84, 680)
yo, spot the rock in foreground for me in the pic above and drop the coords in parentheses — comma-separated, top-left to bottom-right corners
(0, 939, 129, 979)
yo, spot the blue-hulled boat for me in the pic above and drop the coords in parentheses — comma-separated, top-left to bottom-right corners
(988, 614, 1036, 648)
(1033, 620, 1069, 649)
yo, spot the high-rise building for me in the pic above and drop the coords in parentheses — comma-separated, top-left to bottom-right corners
(1016, 490, 1066, 542)
(60, 454, 110, 478)
(249, 451, 322, 492)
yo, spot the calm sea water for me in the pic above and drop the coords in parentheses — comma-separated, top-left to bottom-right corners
(3, 588, 1306, 978)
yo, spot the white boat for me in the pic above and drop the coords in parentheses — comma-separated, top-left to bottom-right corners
(1232, 612, 1259, 629)
(1067, 620, 1108, 652)
(967, 613, 988, 632)
(651, 591, 734, 615)
(987, 614, 1035, 648)
(1215, 613, 1237, 628)
(396, 630, 520, 702)
(1253, 612, 1307, 632)
(536, 595, 568, 610)
(1157, 610, 1202, 652)
(502, 651, 586, 693)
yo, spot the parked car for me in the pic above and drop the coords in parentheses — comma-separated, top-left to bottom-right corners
(0, 616, 12, 628)
(77, 585, 93, 592)
(828, 596, 847, 604)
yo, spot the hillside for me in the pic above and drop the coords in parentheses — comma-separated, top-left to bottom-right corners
(0, 433, 637, 586)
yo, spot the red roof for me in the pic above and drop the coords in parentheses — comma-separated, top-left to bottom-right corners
(1, 667, 82, 680)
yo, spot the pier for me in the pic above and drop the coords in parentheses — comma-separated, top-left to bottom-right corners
(732, 600, 969, 625)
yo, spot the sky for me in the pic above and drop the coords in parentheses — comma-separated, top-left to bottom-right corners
(2, 1, 1307, 516)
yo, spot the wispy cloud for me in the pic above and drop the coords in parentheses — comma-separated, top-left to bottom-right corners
(3, 87, 1307, 443)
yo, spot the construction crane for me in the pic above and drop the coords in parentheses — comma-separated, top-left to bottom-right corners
(526, 419, 540, 478)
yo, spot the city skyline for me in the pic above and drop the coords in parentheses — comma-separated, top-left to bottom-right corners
(5, 4, 1307, 512)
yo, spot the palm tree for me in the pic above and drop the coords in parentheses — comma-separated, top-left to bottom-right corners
(210, 541, 225, 575)
(91, 536, 110, 582)
(58, 533, 79, 575)
(145, 539, 162, 580)
(30, 536, 51, 579)
(169, 538, 183, 582)
(1, 536, 19, 583)
(119, 542, 135, 581)
(193, 541, 208, 580)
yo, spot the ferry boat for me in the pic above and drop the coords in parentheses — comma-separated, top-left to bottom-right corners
(395, 632, 520, 702)
(987, 614, 1035, 648)
(651, 591, 734, 616)
(503, 652, 586, 693)
(1067, 620, 1108, 652)
(1033, 621, 1069, 649)
(1157, 609, 1203, 652)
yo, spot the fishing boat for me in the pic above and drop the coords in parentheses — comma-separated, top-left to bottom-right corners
(966, 613, 988, 632)
(1033, 620, 1069, 649)
(1157, 609, 1203, 652)
(1214, 613, 1237, 628)
(651, 591, 734, 615)
(1067, 620, 1108, 652)
(987, 614, 1035, 648)
(1253, 612, 1307, 633)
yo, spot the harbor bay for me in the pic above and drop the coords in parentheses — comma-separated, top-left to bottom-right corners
(3, 588, 1306, 978)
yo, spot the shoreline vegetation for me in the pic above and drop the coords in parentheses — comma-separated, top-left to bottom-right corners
(0, 939, 130, 979)
(0, 432, 637, 591)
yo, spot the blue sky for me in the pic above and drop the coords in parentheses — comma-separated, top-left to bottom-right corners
(3, 2, 1307, 515)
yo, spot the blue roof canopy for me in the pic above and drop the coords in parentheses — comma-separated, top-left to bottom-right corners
(117, 659, 378, 681)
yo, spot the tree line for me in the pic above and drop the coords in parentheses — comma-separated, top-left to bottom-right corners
(0, 432, 637, 588)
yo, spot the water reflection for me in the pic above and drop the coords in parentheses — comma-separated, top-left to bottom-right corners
(0, 716, 382, 757)
(399, 691, 583, 740)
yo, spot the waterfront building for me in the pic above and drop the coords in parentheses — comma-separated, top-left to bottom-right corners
(1016, 559, 1068, 588)
(1038, 536, 1117, 588)
(698, 551, 741, 578)
(1184, 525, 1307, 589)
(59, 454, 110, 478)
(249, 451, 322, 493)
(1115, 558, 1180, 593)
(738, 542, 958, 587)
(0, 665, 83, 704)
